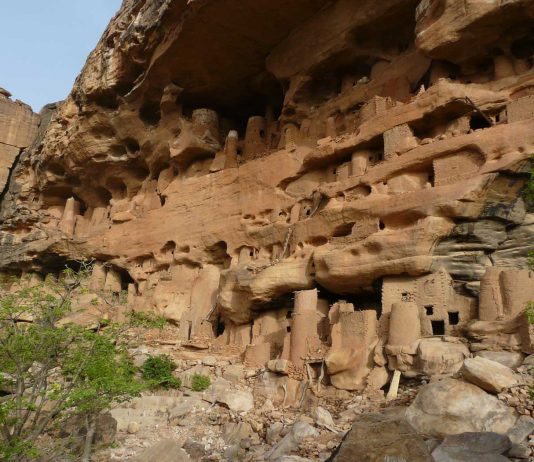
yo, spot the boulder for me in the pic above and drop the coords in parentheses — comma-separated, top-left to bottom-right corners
(266, 359, 291, 375)
(460, 357, 518, 393)
(182, 438, 206, 460)
(266, 422, 284, 444)
(222, 364, 245, 383)
(59, 412, 117, 453)
(312, 406, 336, 431)
(133, 440, 191, 462)
(265, 421, 319, 460)
(328, 413, 432, 462)
(218, 389, 254, 412)
(202, 356, 217, 366)
(417, 338, 470, 376)
(476, 351, 524, 369)
(405, 379, 517, 438)
(507, 415, 534, 444)
(254, 371, 301, 405)
(111, 395, 183, 431)
(210, 378, 254, 412)
(222, 422, 256, 445)
(431, 432, 512, 462)
(168, 397, 209, 425)
(127, 421, 140, 434)
(507, 443, 532, 459)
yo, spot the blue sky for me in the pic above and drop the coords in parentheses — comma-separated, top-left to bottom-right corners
(1, 1, 122, 112)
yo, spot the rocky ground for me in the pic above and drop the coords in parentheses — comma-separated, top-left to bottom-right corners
(83, 327, 534, 462)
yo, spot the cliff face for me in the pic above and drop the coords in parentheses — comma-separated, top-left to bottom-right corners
(1, 0, 534, 388)
(0, 88, 39, 197)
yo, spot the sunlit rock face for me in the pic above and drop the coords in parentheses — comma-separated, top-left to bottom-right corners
(0, 87, 39, 195)
(1, 0, 534, 390)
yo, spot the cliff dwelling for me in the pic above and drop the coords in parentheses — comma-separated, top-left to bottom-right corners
(1, 0, 534, 460)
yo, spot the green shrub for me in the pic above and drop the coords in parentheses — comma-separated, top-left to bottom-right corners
(129, 311, 167, 329)
(141, 355, 181, 389)
(191, 373, 211, 392)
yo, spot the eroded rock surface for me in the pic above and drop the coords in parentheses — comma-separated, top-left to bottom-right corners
(329, 413, 432, 462)
(460, 356, 519, 393)
(405, 378, 518, 438)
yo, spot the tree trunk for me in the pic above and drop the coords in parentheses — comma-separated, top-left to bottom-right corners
(81, 415, 96, 462)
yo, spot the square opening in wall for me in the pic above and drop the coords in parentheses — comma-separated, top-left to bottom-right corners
(431, 320, 445, 336)
(448, 311, 459, 325)
(425, 305, 434, 316)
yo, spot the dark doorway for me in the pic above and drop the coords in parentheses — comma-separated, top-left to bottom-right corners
(431, 320, 445, 335)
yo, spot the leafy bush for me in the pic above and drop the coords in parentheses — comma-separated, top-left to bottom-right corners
(191, 373, 211, 392)
(141, 355, 181, 389)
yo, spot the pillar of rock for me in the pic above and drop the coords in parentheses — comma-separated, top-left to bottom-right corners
(224, 130, 239, 168)
(290, 288, 318, 368)
(58, 197, 80, 237)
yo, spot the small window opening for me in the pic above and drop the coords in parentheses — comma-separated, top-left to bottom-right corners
(469, 113, 492, 131)
(448, 312, 460, 325)
(431, 320, 445, 335)
(379, 221, 386, 230)
(401, 292, 410, 302)
(286, 325, 291, 333)
(425, 305, 434, 316)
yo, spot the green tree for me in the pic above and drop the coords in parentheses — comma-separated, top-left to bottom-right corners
(0, 265, 143, 462)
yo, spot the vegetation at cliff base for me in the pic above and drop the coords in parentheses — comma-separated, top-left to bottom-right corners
(0, 266, 144, 462)
(141, 354, 182, 390)
(129, 310, 167, 329)
(191, 373, 211, 392)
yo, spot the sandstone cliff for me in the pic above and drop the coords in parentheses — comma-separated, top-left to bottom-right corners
(1, 0, 534, 392)
(0, 87, 39, 199)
